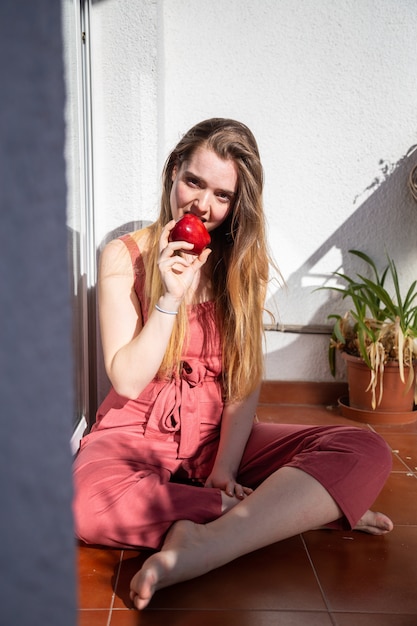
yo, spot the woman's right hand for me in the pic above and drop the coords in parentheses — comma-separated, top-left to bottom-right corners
(157, 220, 211, 305)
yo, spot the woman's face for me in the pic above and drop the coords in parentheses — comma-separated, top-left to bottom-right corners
(170, 146, 238, 232)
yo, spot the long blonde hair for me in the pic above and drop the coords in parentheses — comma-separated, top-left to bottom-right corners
(144, 118, 275, 401)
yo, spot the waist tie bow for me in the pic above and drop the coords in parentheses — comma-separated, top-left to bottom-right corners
(143, 361, 216, 459)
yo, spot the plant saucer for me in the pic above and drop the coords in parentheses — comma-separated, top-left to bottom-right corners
(338, 396, 417, 425)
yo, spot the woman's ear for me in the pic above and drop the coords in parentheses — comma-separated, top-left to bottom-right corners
(171, 164, 178, 182)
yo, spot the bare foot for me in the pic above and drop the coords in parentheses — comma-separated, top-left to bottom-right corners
(354, 510, 393, 535)
(130, 520, 216, 610)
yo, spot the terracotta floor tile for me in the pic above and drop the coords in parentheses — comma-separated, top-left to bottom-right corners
(371, 472, 417, 526)
(114, 536, 326, 612)
(257, 404, 369, 428)
(378, 433, 417, 473)
(304, 527, 417, 614)
(109, 609, 334, 626)
(113, 550, 148, 609)
(78, 544, 122, 609)
(372, 419, 417, 436)
(108, 609, 139, 626)
(389, 452, 414, 472)
(333, 614, 417, 626)
(78, 609, 110, 626)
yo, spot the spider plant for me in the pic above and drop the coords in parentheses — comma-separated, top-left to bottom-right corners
(320, 250, 417, 409)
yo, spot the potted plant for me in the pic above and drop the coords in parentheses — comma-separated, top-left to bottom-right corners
(319, 249, 417, 423)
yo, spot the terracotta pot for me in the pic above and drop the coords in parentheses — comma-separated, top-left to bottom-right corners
(342, 352, 416, 413)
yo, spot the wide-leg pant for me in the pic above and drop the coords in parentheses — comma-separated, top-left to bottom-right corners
(73, 423, 392, 550)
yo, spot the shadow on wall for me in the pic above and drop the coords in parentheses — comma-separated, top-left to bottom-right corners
(69, 220, 152, 430)
(265, 145, 417, 377)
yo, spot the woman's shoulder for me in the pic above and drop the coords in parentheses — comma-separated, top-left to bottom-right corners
(99, 226, 154, 278)
(127, 225, 154, 252)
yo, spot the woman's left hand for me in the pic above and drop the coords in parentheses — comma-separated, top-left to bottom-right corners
(205, 472, 253, 500)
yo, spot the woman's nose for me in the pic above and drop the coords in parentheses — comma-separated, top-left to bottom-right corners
(193, 190, 210, 213)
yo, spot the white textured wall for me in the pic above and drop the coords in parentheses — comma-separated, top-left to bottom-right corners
(88, 0, 417, 385)
(90, 0, 158, 244)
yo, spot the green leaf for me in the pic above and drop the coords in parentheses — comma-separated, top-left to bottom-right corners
(348, 249, 380, 282)
(328, 344, 336, 377)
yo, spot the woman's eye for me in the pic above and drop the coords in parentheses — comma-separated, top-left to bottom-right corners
(186, 176, 200, 188)
(217, 192, 231, 203)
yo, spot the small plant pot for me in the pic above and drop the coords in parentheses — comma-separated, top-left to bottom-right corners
(342, 352, 416, 416)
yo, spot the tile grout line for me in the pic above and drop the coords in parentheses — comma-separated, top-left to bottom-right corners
(106, 549, 124, 626)
(300, 533, 337, 625)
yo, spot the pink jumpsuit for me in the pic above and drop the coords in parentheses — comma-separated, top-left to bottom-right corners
(73, 235, 392, 550)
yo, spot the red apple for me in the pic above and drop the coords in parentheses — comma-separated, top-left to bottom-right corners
(168, 213, 211, 255)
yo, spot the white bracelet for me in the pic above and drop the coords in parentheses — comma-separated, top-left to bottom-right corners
(155, 303, 178, 315)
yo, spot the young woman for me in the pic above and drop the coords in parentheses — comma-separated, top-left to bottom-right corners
(73, 118, 393, 610)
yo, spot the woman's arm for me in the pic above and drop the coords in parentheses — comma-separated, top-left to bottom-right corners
(98, 238, 178, 399)
(205, 386, 260, 498)
(99, 224, 211, 399)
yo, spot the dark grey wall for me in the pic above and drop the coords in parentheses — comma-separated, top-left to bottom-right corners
(0, 1, 76, 624)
